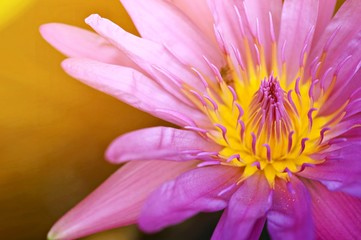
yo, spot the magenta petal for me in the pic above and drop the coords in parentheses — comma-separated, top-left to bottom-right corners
(305, 180, 361, 239)
(299, 143, 361, 198)
(311, 1, 361, 115)
(39, 23, 136, 68)
(267, 177, 314, 239)
(312, 0, 336, 46)
(138, 166, 240, 233)
(47, 161, 195, 240)
(106, 127, 219, 163)
(61, 58, 208, 127)
(211, 174, 271, 240)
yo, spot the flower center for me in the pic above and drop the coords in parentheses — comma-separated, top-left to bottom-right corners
(248, 76, 292, 140)
(182, 43, 346, 187)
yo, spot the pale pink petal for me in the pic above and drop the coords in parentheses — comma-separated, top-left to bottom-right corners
(39, 23, 136, 68)
(207, 0, 253, 70)
(267, 177, 314, 239)
(305, 181, 361, 239)
(208, 0, 281, 75)
(299, 143, 361, 198)
(48, 161, 195, 240)
(278, 0, 319, 82)
(170, 0, 216, 45)
(211, 174, 271, 240)
(120, 0, 224, 75)
(138, 166, 240, 233)
(312, 0, 337, 46)
(61, 58, 208, 127)
(106, 127, 219, 163)
(85, 13, 210, 97)
(243, 0, 283, 66)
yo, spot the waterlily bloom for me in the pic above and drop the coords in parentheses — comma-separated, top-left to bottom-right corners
(41, 0, 361, 239)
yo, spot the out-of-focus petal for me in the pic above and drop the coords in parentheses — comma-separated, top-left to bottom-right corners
(299, 143, 361, 198)
(85, 13, 210, 98)
(40, 23, 137, 68)
(278, 0, 319, 82)
(106, 127, 220, 163)
(305, 181, 361, 239)
(211, 174, 271, 240)
(138, 166, 240, 233)
(267, 177, 314, 239)
(61, 58, 208, 127)
(170, 0, 216, 45)
(120, 0, 223, 74)
(48, 161, 195, 240)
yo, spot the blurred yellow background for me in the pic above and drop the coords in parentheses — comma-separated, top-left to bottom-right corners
(0, 0, 346, 239)
(0, 0, 162, 239)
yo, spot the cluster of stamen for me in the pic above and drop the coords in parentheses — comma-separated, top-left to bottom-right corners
(248, 76, 292, 140)
(174, 9, 357, 188)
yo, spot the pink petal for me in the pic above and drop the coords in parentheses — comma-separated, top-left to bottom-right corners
(207, 1, 253, 68)
(39, 23, 136, 68)
(106, 127, 220, 163)
(48, 161, 195, 240)
(267, 177, 314, 239)
(278, 0, 319, 82)
(120, 0, 223, 75)
(170, 0, 216, 45)
(61, 58, 208, 127)
(310, 1, 361, 115)
(211, 174, 271, 240)
(138, 166, 240, 233)
(299, 143, 361, 198)
(312, 0, 337, 47)
(321, 68, 361, 116)
(243, 0, 283, 65)
(305, 180, 361, 239)
(85, 14, 210, 98)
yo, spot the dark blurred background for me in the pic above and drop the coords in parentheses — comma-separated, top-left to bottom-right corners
(0, 0, 345, 239)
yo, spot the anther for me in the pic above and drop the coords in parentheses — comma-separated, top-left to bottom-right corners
(251, 161, 261, 170)
(228, 85, 237, 102)
(215, 124, 229, 144)
(300, 138, 309, 154)
(203, 56, 224, 83)
(204, 95, 219, 111)
(294, 77, 301, 96)
(268, 12, 276, 42)
(191, 67, 209, 88)
(189, 90, 206, 107)
(319, 127, 330, 144)
(226, 154, 241, 162)
(251, 133, 257, 154)
(263, 144, 271, 161)
(307, 108, 317, 129)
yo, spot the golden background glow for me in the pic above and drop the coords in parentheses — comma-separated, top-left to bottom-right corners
(0, 0, 162, 239)
(0, 0, 346, 239)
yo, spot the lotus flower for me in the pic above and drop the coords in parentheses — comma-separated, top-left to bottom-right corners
(41, 0, 361, 239)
